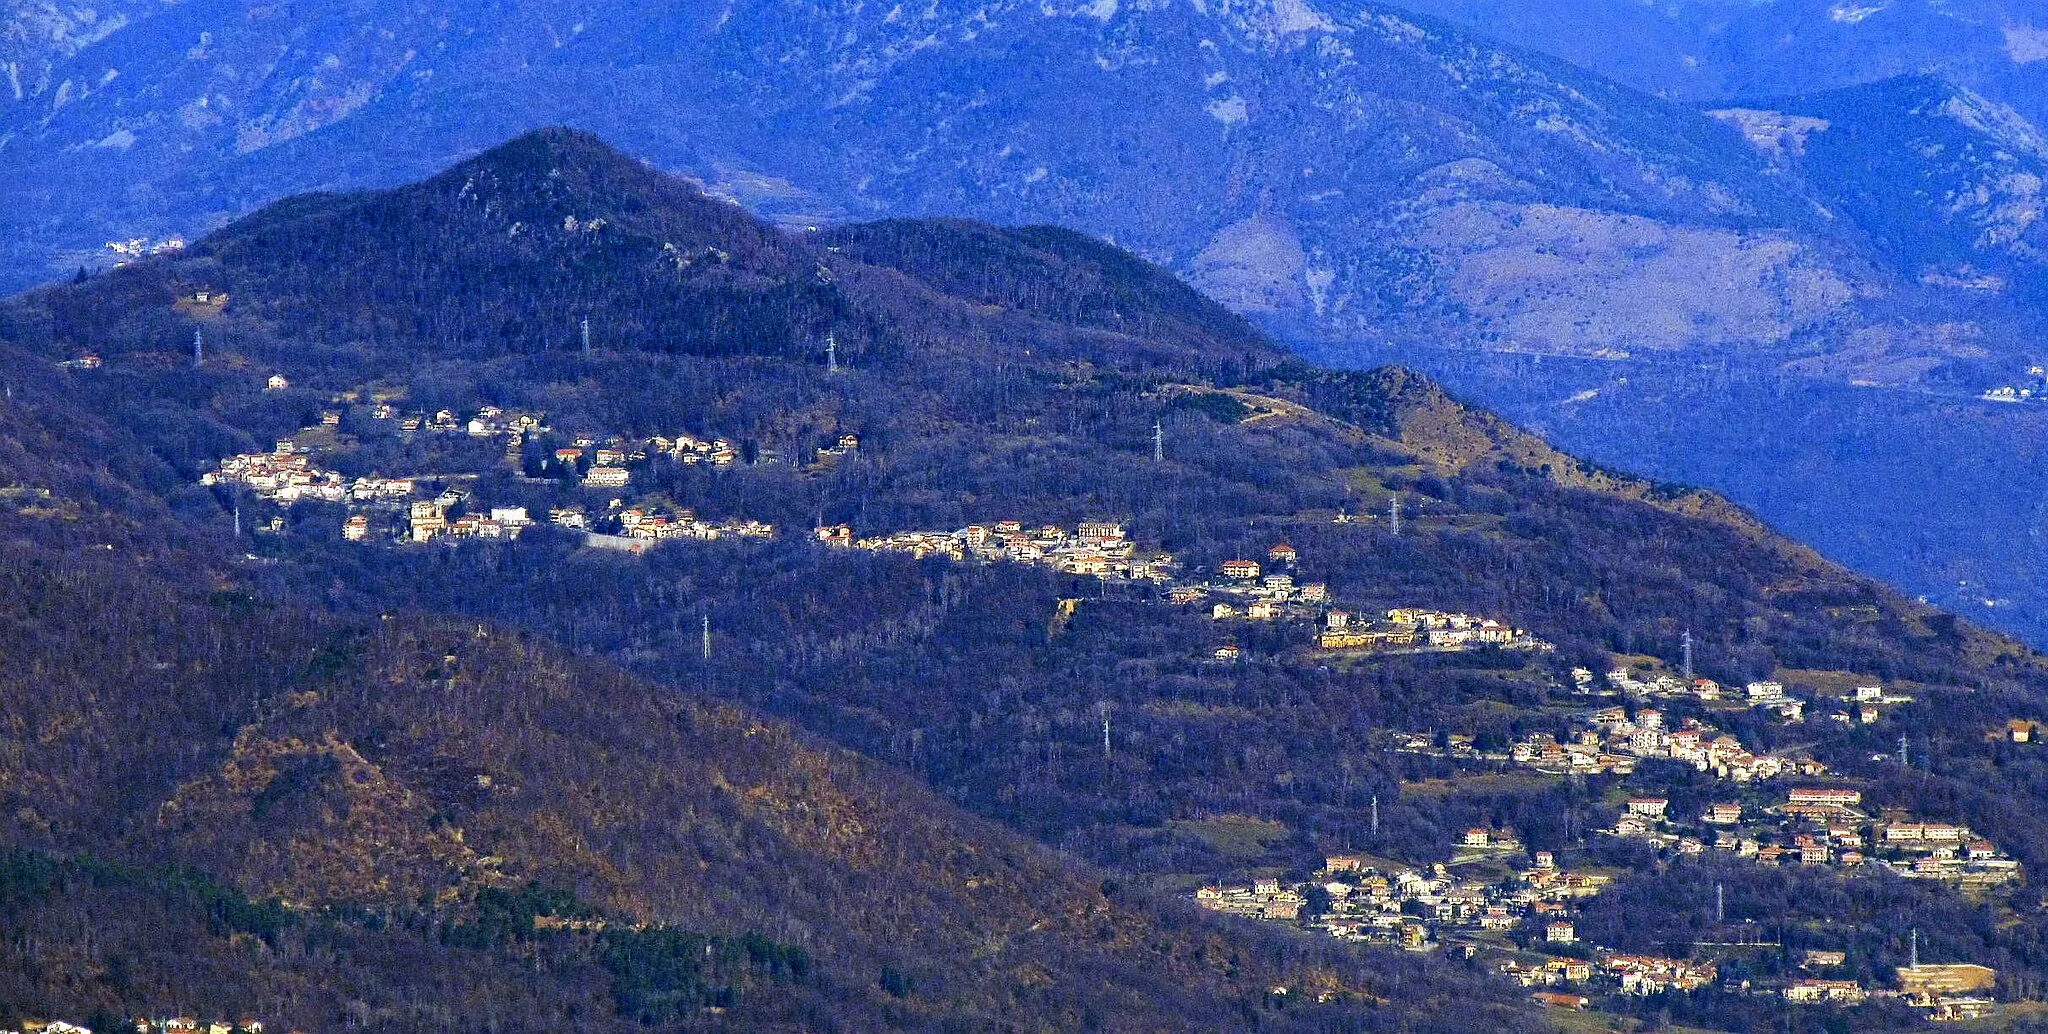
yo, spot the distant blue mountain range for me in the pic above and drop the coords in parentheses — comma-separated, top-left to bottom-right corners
(2, 0, 2042, 367)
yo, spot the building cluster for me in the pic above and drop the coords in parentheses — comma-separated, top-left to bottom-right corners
(2, 1019, 273, 1034)
(1772, 960, 2000, 1020)
(401, 495, 535, 543)
(201, 443, 349, 504)
(129, 1021, 270, 1034)
(204, 443, 423, 509)
(1188, 544, 1549, 658)
(611, 505, 772, 542)
(1600, 786, 2018, 889)
(386, 404, 548, 443)
(1593, 955, 1718, 996)
(547, 432, 747, 488)
(815, 432, 861, 462)
(1172, 543, 1326, 623)
(550, 432, 740, 469)
(808, 530, 1556, 665)
(376, 402, 765, 478)
(1583, 668, 1912, 727)
(103, 235, 186, 263)
(1505, 953, 1718, 997)
(197, 398, 791, 552)
(1980, 367, 2048, 404)
(816, 519, 1176, 581)
(1517, 706, 1829, 783)
(1198, 852, 1610, 957)
(1318, 607, 1549, 654)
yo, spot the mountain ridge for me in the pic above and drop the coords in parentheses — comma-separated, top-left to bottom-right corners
(10, 128, 2048, 1032)
(0, 0, 1933, 361)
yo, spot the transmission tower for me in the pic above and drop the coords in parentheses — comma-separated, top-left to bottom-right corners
(192, 327, 203, 366)
(1682, 629, 1694, 680)
(581, 315, 591, 356)
(1152, 421, 1164, 462)
(826, 334, 838, 373)
(1390, 494, 1401, 536)
(701, 613, 712, 660)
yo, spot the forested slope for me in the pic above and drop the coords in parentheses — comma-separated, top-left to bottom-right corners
(6, 129, 2048, 1030)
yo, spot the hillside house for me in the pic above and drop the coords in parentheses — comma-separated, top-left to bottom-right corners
(266, 374, 290, 390)
(1787, 788, 1862, 809)
(409, 501, 447, 542)
(1783, 979, 1865, 1003)
(1220, 559, 1262, 581)
(1626, 797, 1669, 819)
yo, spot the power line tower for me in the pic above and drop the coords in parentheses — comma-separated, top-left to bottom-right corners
(1098, 701, 1113, 760)
(1716, 882, 1724, 923)
(826, 334, 838, 373)
(1370, 794, 1380, 839)
(192, 327, 203, 366)
(1900, 734, 1911, 770)
(1389, 494, 1401, 536)
(1910, 928, 1920, 969)
(1682, 629, 1694, 680)
(1152, 421, 1164, 462)
(232, 498, 241, 538)
(581, 315, 591, 356)
(701, 613, 712, 661)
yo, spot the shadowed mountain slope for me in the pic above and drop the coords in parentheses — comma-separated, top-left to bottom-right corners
(10, 130, 2048, 1032)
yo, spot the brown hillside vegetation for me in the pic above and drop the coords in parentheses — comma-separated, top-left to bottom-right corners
(0, 539, 1530, 1032)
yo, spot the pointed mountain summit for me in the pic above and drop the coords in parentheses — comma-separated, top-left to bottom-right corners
(29, 129, 1280, 381)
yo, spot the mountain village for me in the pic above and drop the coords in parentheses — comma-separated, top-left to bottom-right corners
(194, 396, 2020, 1024)
(201, 405, 1545, 666)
